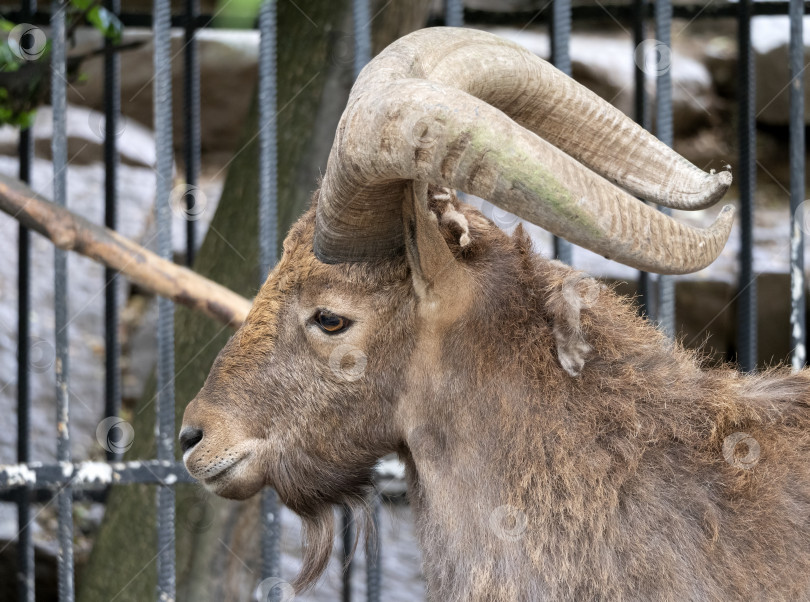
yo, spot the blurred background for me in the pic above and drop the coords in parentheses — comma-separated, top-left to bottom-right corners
(0, 0, 807, 600)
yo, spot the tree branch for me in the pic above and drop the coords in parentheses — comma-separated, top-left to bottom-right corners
(0, 174, 251, 328)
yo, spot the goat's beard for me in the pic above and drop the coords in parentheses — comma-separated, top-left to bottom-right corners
(271, 452, 377, 592)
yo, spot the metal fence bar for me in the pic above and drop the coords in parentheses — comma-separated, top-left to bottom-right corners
(103, 0, 122, 462)
(258, 0, 282, 588)
(353, 0, 371, 79)
(633, 0, 654, 319)
(654, 0, 675, 339)
(184, 0, 200, 266)
(51, 1, 74, 600)
(349, 3, 381, 599)
(365, 491, 381, 602)
(341, 505, 354, 602)
(16, 0, 36, 595)
(737, 0, 757, 372)
(550, 0, 573, 265)
(632, 1, 650, 133)
(153, 0, 177, 598)
(789, 0, 806, 371)
(0, 460, 195, 489)
(445, 0, 464, 27)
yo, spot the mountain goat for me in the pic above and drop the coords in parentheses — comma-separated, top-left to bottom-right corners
(180, 28, 810, 600)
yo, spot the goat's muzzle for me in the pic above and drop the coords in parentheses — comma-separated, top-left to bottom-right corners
(179, 398, 264, 499)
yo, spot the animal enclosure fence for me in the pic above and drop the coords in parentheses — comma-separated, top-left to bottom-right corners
(0, 0, 806, 600)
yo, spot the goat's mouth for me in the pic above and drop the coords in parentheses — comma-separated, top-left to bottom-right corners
(203, 457, 240, 482)
(183, 448, 246, 483)
(199, 461, 239, 494)
(183, 449, 266, 499)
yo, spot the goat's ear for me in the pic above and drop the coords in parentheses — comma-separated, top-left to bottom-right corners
(402, 182, 473, 317)
(545, 268, 601, 377)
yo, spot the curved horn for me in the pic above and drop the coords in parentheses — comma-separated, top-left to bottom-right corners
(314, 27, 734, 275)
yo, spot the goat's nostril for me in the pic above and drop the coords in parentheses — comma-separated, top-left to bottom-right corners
(179, 426, 203, 454)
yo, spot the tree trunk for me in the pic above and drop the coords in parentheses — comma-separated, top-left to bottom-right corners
(77, 2, 432, 600)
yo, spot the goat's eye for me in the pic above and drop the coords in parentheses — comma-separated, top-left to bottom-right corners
(314, 310, 350, 334)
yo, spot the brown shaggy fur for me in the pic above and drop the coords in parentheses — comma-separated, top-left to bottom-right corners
(183, 190, 810, 601)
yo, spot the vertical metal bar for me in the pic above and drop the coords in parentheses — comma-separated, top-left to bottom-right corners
(103, 0, 122, 461)
(350, 4, 382, 599)
(52, 1, 74, 600)
(258, 0, 282, 589)
(633, 0, 650, 133)
(340, 508, 355, 595)
(353, 0, 371, 80)
(17, 0, 36, 595)
(444, 0, 464, 27)
(654, 0, 675, 339)
(341, 506, 354, 602)
(154, 0, 176, 597)
(184, 0, 200, 266)
(16, 177, 34, 602)
(737, 0, 757, 372)
(365, 492, 381, 602)
(550, 0, 573, 266)
(633, 0, 655, 319)
(789, 0, 805, 371)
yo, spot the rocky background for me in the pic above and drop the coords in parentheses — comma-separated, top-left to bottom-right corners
(0, 2, 809, 599)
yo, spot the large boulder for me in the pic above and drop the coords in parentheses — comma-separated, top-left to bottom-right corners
(0, 107, 159, 472)
(68, 27, 259, 157)
(753, 15, 810, 126)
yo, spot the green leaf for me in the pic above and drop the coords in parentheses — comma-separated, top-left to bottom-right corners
(87, 6, 122, 42)
(0, 46, 23, 73)
(68, 0, 122, 41)
(214, 0, 264, 28)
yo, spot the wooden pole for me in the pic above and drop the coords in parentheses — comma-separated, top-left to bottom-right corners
(0, 174, 252, 328)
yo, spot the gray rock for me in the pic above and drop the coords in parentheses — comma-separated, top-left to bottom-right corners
(753, 16, 810, 126)
(0, 153, 156, 470)
(0, 104, 156, 168)
(67, 27, 258, 157)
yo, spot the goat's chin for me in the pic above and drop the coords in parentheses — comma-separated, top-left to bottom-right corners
(269, 457, 377, 592)
(204, 476, 264, 500)
(201, 461, 266, 500)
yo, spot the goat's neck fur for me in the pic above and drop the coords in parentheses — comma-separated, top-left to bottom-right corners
(397, 216, 810, 601)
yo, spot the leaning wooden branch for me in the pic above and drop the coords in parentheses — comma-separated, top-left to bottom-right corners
(0, 174, 252, 328)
